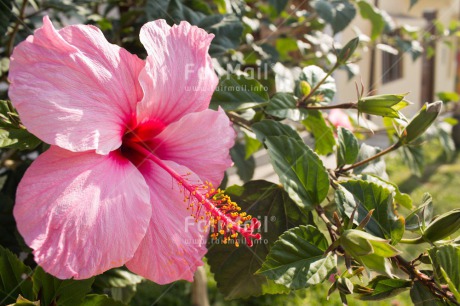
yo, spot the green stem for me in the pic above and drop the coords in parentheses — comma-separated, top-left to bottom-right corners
(300, 102, 357, 110)
(399, 237, 424, 244)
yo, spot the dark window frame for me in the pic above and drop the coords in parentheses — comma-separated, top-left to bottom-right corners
(381, 51, 403, 84)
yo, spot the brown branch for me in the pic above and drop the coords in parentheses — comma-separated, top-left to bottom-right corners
(315, 205, 339, 247)
(227, 112, 252, 131)
(393, 255, 459, 305)
(7, 0, 29, 57)
(338, 141, 401, 173)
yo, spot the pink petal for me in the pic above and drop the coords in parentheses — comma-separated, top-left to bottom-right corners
(136, 20, 218, 125)
(14, 146, 151, 279)
(328, 109, 353, 130)
(8, 16, 144, 154)
(126, 160, 209, 284)
(152, 108, 235, 186)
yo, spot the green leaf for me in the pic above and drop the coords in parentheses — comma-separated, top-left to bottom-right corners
(243, 131, 262, 159)
(434, 122, 456, 161)
(6, 295, 39, 306)
(0, 128, 41, 150)
(336, 127, 359, 167)
(210, 75, 269, 111)
(313, 0, 356, 34)
(212, 0, 226, 14)
(360, 174, 413, 209)
(269, 0, 288, 14)
(443, 117, 458, 126)
(110, 286, 136, 305)
(357, 1, 386, 40)
(410, 0, 419, 9)
(230, 142, 255, 182)
(198, 15, 243, 56)
(252, 120, 303, 144)
(298, 65, 336, 103)
(395, 37, 423, 60)
(32, 267, 94, 306)
(0, 246, 34, 304)
(265, 93, 308, 121)
(257, 225, 336, 289)
(436, 91, 459, 103)
(0, 192, 19, 253)
(93, 268, 143, 289)
(357, 276, 412, 301)
(405, 193, 433, 231)
(265, 136, 330, 210)
(354, 144, 388, 178)
(302, 110, 336, 155)
(145, 0, 206, 24)
(340, 230, 400, 258)
(410, 281, 446, 306)
(275, 37, 298, 61)
(81, 294, 126, 306)
(145, 0, 168, 19)
(401, 145, 424, 177)
(336, 180, 403, 243)
(206, 180, 313, 299)
(435, 246, 460, 300)
(360, 253, 393, 277)
(336, 277, 354, 295)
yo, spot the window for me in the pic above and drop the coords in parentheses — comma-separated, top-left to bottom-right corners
(381, 51, 403, 84)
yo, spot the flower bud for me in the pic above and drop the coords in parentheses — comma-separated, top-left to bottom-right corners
(400, 101, 442, 145)
(422, 209, 460, 242)
(357, 93, 409, 118)
(337, 37, 360, 65)
(299, 80, 312, 97)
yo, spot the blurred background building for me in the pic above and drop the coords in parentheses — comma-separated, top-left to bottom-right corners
(336, 0, 460, 116)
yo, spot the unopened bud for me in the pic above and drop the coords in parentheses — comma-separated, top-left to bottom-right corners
(299, 81, 312, 97)
(337, 37, 360, 65)
(422, 209, 460, 242)
(400, 101, 442, 145)
(358, 93, 409, 118)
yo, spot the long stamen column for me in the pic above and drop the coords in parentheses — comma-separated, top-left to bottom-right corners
(130, 143, 262, 247)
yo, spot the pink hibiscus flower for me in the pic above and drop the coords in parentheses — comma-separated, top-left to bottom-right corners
(328, 109, 353, 131)
(8, 16, 260, 283)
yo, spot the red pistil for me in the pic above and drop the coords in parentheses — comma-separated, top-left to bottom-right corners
(130, 142, 261, 247)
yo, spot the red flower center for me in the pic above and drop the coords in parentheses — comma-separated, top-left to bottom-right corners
(120, 119, 166, 166)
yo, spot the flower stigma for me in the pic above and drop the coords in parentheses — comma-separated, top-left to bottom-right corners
(127, 141, 262, 247)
